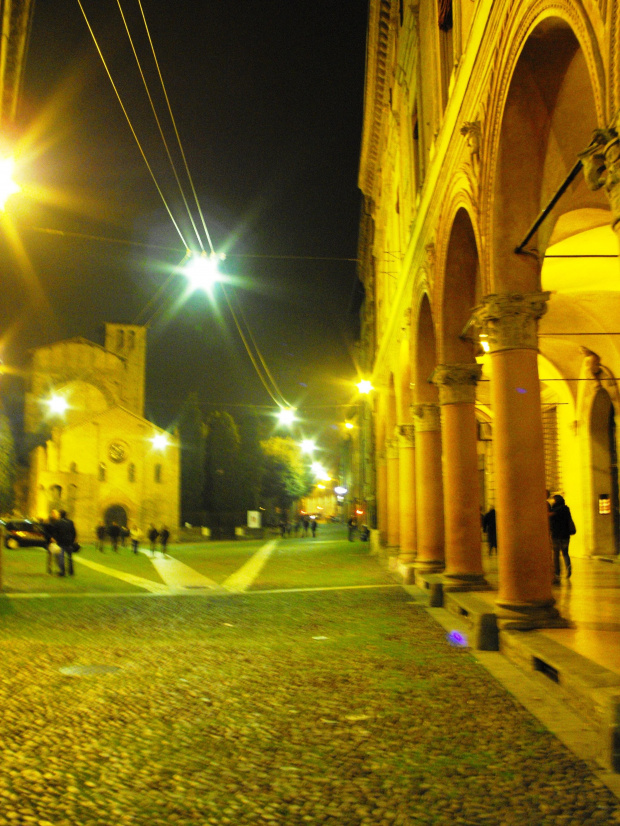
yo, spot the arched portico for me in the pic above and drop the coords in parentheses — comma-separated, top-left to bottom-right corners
(412, 293, 444, 572)
(435, 206, 486, 589)
(478, 12, 602, 626)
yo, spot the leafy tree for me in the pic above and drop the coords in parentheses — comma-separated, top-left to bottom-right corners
(235, 410, 266, 511)
(177, 393, 206, 523)
(0, 407, 16, 515)
(260, 436, 313, 512)
(204, 411, 241, 513)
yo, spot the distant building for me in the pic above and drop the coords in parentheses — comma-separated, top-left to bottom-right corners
(25, 324, 179, 541)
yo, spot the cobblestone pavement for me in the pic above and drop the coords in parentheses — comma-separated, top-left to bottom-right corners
(1, 583, 619, 825)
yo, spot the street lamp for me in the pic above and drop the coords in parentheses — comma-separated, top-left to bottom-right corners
(44, 393, 69, 417)
(0, 157, 19, 210)
(183, 251, 224, 293)
(356, 379, 373, 395)
(151, 432, 169, 450)
(300, 438, 316, 454)
(278, 407, 296, 426)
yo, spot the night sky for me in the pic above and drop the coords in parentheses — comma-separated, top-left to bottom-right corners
(1, 1, 367, 449)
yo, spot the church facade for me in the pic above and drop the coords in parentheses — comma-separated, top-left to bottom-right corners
(25, 324, 179, 542)
(358, 0, 620, 627)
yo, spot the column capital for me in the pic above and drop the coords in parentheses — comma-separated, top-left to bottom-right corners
(579, 126, 620, 228)
(431, 363, 482, 405)
(467, 292, 550, 352)
(412, 403, 441, 432)
(385, 437, 399, 459)
(398, 423, 416, 445)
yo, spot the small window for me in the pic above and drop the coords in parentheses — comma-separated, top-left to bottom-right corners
(99, 462, 107, 482)
(116, 329, 124, 350)
(128, 462, 135, 483)
(127, 330, 135, 350)
(69, 462, 78, 474)
(154, 463, 162, 484)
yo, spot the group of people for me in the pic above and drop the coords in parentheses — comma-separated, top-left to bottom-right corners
(95, 522, 170, 557)
(279, 516, 318, 538)
(42, 509, 79, 577)
(482, 491, 575, 583)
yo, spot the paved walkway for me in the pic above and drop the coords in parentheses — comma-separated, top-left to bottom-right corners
(139, 548, 221, 591)
(75, 555, 169, 594)
(479, 553, 620, 675)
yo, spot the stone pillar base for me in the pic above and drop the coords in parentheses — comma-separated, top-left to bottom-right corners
(495, 598, 570, 631)
(398, 551, 416, 565)
(443, 572, 490, 592)
(413, 559, 445, 574)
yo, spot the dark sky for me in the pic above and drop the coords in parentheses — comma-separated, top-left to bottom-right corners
(1, 1, 367, 447)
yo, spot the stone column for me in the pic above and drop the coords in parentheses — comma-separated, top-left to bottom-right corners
(432, 363, 487, 590)
(386, 437, 400, 548)
(398, 424, 416, 563)
(471, 293, 562, 628)
(376, 448, 388, 545)
(412, 403, 444, 572)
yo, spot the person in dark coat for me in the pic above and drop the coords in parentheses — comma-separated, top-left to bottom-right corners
(482, 507, 497, 556)
(49, 509, 77, 577)
(549, 494, 574, 582)
(108, 522, 121, 552)
(95, 522, 106, 552)
(148, 524, 159, 556)
(159, 525, 170, 557)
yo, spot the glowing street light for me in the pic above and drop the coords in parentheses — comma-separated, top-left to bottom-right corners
(479, 334, 490, 353)
(45, 393, 69, 417)
(278, 407, 296, 426)
(183, 252, 223, 292)
(344, 421, 354, 430)
(151, 432, 169, 450)
(311, 461, 330, 481)
(356, 379, 373, 395)
(0, 157, 19, 210)
(300, 438, 316, 454)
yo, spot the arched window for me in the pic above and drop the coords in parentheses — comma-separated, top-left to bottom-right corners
(69, 462, 78, 474)
(116, 329, 124, 350)
(99, 462, 107, 482)
(128, 462, 135, 483)
(154, 463, 162, 483)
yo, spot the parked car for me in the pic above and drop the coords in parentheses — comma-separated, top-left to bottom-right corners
(2, 520, 48, 549)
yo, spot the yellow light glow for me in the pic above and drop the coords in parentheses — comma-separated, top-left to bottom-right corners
(151, 432, 169, 450)
(317, 484, 325, 490)
(479, 336, 490, 353)
(184, 252, 221, 292)
(300, 439, 316, 453)
(45, 393, 68, 416)
(0, 157, 19, 210)
(278, 407, 296, 426)
(344, 421, 354, 430)
(357, 379, 373, 394)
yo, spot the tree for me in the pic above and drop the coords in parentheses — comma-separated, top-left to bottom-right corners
(0, 407, 16, 515)
(204, 411, 241, 513)
(260, 436, 313, 513)
(236, 410, 266, 511)
(177, 393, 206, 524)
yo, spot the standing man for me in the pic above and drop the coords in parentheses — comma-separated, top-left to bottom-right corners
(549, 494, 574, 583)
(159, 525, 170, 557)
(95, 522, 106, 552)
(49, 509, 77, 577)
(347, 515, 357, 542)
(108, 522, 121, 552)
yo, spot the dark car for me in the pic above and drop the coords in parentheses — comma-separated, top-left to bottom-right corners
(2, 520, 48, 549)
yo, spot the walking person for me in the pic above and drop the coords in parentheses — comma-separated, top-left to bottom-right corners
(302, 516, 309, 537)
(148, 524, 159, 556)
(108, 522, 121, 552)
(129, 523, 142, 554)
(49, 509, 77, 577)
(41, 517, 55, 574)
(310, 517, 317, 538)
(95, 522, 106, 552)
(347, 515, 357, 542)
(482, 507, 497, 556)
(549, 494, 575, 584)
(159, 525, 170, 557)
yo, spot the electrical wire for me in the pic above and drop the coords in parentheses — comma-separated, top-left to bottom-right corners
(76, 0, 189, 250)
(115, 0, 204, 253)
(137, 0, 215, 255)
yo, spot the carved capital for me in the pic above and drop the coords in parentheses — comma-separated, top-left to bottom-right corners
(431, 363, 482, 405)
(579, 127, 620, 227)
(386, 438, 399, 460)
(466, 292, 550, 352)
(412, 403, 441, 432)
(398, 424, 416, 445)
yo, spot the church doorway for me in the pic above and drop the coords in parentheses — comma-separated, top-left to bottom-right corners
(105, 504, 128, 529)
(590, 388, 620, 556)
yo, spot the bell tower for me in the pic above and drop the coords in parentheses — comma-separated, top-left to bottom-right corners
(104, 324, 147, 417)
